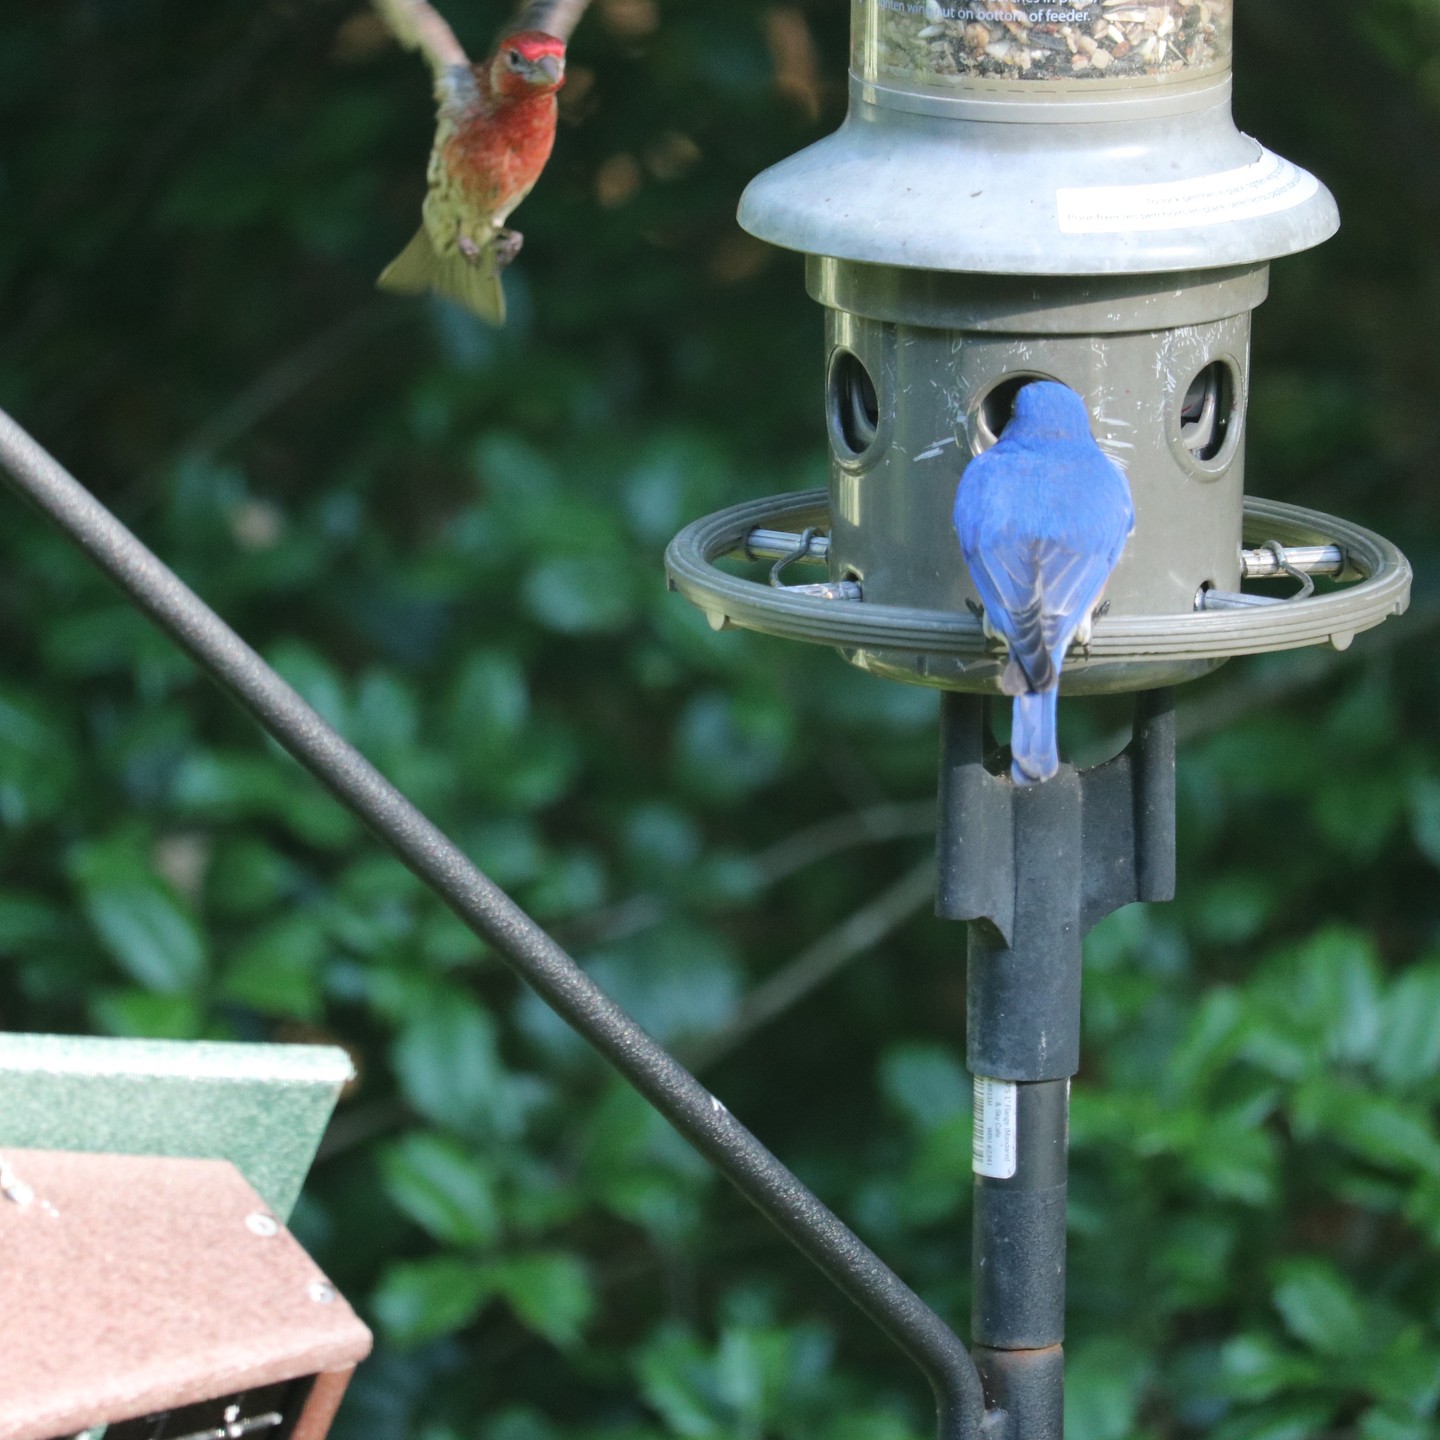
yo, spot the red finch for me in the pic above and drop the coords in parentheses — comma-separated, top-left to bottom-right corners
(377, 11, 568, 325)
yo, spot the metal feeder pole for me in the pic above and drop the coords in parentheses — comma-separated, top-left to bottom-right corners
(937, 688, 1176, 1435)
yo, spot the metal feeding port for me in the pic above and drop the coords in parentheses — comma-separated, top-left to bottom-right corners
(665, 491, 1410, 694)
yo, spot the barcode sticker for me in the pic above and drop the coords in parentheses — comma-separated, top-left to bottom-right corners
(972, 1076, 1018, 1179)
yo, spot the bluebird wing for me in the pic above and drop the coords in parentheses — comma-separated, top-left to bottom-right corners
(961, 532, 1056, 693)
(1033, 538, 1115, 661)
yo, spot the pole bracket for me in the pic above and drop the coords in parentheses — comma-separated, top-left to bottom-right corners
(936, 689, 1177, 1083)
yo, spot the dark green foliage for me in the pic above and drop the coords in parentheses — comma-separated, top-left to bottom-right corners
(3, 1, 1440, 1436)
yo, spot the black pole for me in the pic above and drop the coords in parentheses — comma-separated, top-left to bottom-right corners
(0, 410, 988, 1440)
(937, 689, 1176, 1440)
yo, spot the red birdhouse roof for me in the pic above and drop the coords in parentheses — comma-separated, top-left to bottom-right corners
(0, 1148, 372, 1440)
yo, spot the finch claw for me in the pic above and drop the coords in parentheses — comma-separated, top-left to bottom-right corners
(491, 228, 525, 271)
(457, 235, 483, 262)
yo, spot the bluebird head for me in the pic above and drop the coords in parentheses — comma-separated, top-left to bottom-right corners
(1004, 381, 1094, 446)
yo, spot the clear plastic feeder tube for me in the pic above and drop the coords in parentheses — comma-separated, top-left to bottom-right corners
(854, 0, 1233, 96)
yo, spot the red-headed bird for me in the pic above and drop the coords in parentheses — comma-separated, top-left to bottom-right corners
(376, 0, 590, 323)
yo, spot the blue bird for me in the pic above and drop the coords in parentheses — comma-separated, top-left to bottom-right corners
(953, 381, 1134, 786)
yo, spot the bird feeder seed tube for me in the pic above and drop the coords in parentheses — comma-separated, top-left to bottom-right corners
(855, 0, 1233, 96)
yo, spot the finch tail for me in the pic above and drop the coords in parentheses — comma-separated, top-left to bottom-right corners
(377, 228, 506, 326)
(1010, 689, 1059, 786)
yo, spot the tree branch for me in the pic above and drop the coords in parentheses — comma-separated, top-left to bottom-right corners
(683, 857, 938, 1073)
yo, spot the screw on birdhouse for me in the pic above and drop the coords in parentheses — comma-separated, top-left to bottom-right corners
(245, 1210, 279, 1237)
(309, 1279, 337, 1304)
(0, 1153, 33, 1208)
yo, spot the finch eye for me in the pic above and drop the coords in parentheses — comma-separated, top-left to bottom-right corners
(507, 49, 522, 65)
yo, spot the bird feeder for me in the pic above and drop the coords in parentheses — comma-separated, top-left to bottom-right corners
(662, 3, 1414, 1437)
(666, 0, 1410, 694)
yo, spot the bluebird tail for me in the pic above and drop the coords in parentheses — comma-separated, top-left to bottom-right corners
(1011, 688, 1059, 786)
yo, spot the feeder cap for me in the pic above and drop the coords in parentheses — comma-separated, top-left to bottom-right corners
(739, 77, 1339, 276)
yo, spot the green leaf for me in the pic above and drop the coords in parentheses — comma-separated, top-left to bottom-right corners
(820, 1415, 924, 1440)
(1188, 1105, 1279, 1205)
(637, 1327, 728, 1439)
(878, 1043, 971, 1133)
(449, 649, 530, 752)
(522, 554, 638, 635)
(1409, 776, 1440, 868)
(1360, 1408, 1439, 1440)
(481, 1409, 560, 1440)
(0, 891, 64, 950)
(1313, 773, 1403, 862)
(1211, 1400, 1341, 1440)
(221, 912, 327, 1019)
(674, 692, 792, 800)
(71, 837, 209, 996)
(1219, 1334, 1323, 1403)
(205, 838, 294, 918)
(380, 1132, 500, 1248)
(1375, 963, 1440, 1089)
(1164, 987, 1247, 1098)
(582, 925, 742, 1044)
(89, 990, 204, 1040)
(1272, 1259, 1369, 1356)
(1065, 1338, 1151, 1440)
(1195, 874, 1274, 946)
(172, 750, 355, 849)
(1294, 1082, 1440, 1178)
(487, 1251, 594, 1348)
(372, 1255, 494, 1347)
(1297, 927, 1383, 1064)
(391, 993, 524, 1138)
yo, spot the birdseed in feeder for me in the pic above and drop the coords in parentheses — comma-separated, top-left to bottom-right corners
(854, 0, 1233, 87)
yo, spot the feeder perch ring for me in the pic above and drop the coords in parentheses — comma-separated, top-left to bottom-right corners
(665, 491, 1411, 694)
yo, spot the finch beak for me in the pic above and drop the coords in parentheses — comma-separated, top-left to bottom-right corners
(536, 54, 563, 83)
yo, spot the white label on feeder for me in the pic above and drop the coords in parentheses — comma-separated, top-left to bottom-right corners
(972, 1076, 1018, 1180)
(1056, 149, 1320, 234)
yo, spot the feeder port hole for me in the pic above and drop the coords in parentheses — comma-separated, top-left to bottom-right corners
(828, 348, 880, 461)
(1177, 359, 1239, 466)
(973, 373, 1056, 451)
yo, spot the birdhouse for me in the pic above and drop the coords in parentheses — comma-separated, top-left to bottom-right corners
(0, 1035, 370, 1440)
(666, 0, 1410, 694)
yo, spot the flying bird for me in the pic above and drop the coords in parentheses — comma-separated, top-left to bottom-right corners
(953, 381, 1134, 786)
(374, 0, 594, 323)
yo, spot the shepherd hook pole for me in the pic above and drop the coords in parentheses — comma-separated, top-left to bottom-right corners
(0, 409, 992, 1440)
